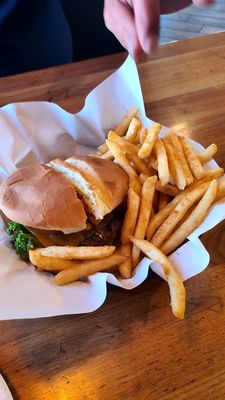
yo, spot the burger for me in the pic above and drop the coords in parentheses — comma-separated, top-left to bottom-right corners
(0, 156, 128, 260)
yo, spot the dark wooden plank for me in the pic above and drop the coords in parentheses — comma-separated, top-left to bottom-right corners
(200, 25, 224, 34)
(161, 12, 191, 22)
(161, 0, 225, 42)
(188, 15, 225, 30)
(160, 19, 203, 33)
(160, 27, 201, 40)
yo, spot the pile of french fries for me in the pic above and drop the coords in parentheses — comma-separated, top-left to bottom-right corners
(29, 108, 225, 320)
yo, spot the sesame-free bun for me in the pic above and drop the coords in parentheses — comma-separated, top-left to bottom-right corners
(0, 157, 128, 233)
(0, 164, 87, 233)
(49, 156, 128, 220)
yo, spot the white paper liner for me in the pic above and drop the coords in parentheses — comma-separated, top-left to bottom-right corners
(0, 56, 224, 320)
(0, 375, 13, 400)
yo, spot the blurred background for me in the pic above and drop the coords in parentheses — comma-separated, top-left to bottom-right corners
(62, 0, 225, 61)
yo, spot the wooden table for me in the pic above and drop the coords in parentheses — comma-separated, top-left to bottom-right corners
(1, 32, 225, 400)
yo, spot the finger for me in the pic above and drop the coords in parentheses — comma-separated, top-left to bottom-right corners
(192, 0, 215, 6)
(132, 0, 160, 55)
(104, 0, 145, 61)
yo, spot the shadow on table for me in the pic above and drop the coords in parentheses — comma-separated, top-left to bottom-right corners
(0, 273, 165, 382)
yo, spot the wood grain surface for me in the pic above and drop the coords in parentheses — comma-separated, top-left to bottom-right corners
(160, 0, 225, 44)
(1, 32, 225, 400)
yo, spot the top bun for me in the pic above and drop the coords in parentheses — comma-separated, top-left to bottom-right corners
(0, 164, 87, 233)
(49, 156, 128, 220)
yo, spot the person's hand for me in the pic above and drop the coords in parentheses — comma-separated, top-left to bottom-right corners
(103, 0, 215, 61)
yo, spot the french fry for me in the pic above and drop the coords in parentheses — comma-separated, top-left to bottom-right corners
(121, 188, 140, 244)
(139, 127, 147, 145)
(100, 149, 114, 160)
(36, 245, 116, 260)
(169, 174, 175, 186)
(151, 207, 155, 218)
(138, 123, 161, 159)
(163, 139, 186, 190)
(152, 189, 159, 213)
(106, 139, 141, 195)
(132, 176, 157, 266)
(108, 130, 138, 155)
(130, 237, 186, 319)
(29, 250, 80, 271)
(175, 203, 196, 230)
(198, 143, 217, 164)
(125, 117, 141, 143)
(148, 156, 158, 171)
(147, 168, 224, 241)
(216, 176, 225, 201)
(161, 180, 217, 255)
(151, 181, 211, 248)
(155, 138, 170, 186)
(158, 192, 171, 211)
(119, 243, 133, 278)
(147, 181, 204, 241)
(89, 152, 101, 158)
(201, 168, 223, 180)
(127, 152, 154, 176)
(179, 137, 204, 179)
(156, 181, 181, 197)
(97, 142, 108, 154)
(139, 173, 149, 185)
(147, 200, 177, 241)
(55, 253, 127, 285)
(115, 107, 138, 137)
(167, 131, 194, 186)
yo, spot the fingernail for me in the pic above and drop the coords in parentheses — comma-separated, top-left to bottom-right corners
(143, 33, 158, 55)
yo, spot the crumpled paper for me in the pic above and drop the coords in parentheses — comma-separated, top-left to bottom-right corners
(0, 56, 224, 320)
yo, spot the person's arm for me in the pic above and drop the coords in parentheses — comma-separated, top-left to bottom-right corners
(104, 0, 214, 60)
